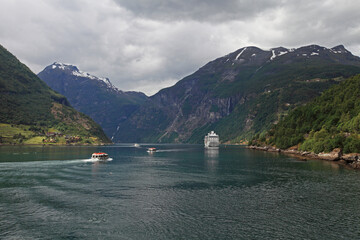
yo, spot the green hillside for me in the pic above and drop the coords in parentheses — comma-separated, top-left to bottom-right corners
(250, 74, 360, 154)
(0, 44, 111, 145)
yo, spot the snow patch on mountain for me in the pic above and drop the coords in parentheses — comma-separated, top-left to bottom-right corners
(270, 48, 289, 61)
(270, 50, 276, 60)
(278, 51, 288, 57)
(235, 47, 247, 60)
(52, 62, 73, 70)
(50, 62, 119, 91)
(72, 70, 97, 79)
(331, 49, 344, 54)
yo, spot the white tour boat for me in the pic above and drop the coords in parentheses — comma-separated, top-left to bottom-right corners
(147, 147, 156, 153)
(91, 152, 109, 161)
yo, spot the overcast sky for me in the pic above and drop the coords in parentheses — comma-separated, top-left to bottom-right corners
(0, 0, 359, 95)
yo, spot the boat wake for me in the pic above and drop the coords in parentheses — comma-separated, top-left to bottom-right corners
(82, 158, 113, 163)
(155, 149, 192, 152)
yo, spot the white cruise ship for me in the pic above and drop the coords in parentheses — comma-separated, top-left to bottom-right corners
(204, 131, 220, 148)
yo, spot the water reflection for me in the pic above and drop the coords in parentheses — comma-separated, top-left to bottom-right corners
(91, 161, 100, 176)
(205, 148, 219, 158)
(0, 145, 100, 162)
(205, 148, 219, 172)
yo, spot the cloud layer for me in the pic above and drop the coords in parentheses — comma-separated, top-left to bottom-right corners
(0, 0, 359, 95)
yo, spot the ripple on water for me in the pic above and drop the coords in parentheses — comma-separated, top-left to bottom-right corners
(1, 145, 360, 239)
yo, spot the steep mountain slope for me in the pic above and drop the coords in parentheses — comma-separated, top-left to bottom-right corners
(112, 44, 360, 143)
(250, 74, 360, 154)
(38, 63, 147, 138)
(0, 44, 110, 145)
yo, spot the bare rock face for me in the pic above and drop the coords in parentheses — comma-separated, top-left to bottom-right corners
(317, 148, 342, 161)
(349, 161, 360, 169)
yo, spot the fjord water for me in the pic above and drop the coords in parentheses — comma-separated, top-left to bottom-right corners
(1, 145, 360, 239)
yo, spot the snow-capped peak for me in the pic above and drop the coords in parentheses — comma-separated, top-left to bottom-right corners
(50, 62, 118, 91)
(51, 62, 77, 71)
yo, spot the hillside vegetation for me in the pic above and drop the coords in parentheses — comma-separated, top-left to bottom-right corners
(0, 44, 110, 145)
(250, 74, 360, 154)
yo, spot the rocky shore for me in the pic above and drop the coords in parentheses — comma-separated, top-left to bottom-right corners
(247, 145, 360, 169)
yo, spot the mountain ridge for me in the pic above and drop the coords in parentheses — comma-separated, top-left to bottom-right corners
(111, 44, 360, 143)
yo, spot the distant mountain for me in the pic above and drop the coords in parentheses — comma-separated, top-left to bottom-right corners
(111, 44, 360, 143)
(38, 63, 147, 139)
(250, 74, 360, 154)
(0, 44, 110, 145)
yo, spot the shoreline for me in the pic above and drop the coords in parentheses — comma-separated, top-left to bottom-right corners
(0, 142, 113, 147)
(247, 145, 360, 170)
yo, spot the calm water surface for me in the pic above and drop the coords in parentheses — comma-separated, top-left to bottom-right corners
(1, 144, 360, 239)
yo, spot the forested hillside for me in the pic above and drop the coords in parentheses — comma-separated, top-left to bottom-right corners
(250, 74, 360, 153)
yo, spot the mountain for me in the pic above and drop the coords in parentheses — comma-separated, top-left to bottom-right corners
(111, 44, 360, 143)
(38, 63, 147, 139)
(250, 74, 360, 154)
(0, 44, 110, 145)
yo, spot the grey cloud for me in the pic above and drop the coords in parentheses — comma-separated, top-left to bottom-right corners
(0, 0, 359, 96)
(268, 0, 360, 50)
(113, 0, 282, 22)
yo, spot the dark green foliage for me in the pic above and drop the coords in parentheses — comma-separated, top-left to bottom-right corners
(210, 105, 219, 112)
(0, 45, 54, 125)
(160, 131, 179, 143)
(260, 75, 360, 153)
(182, 99, 193, 116)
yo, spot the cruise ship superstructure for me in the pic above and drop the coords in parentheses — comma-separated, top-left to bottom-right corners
(204, 131, 220, 148)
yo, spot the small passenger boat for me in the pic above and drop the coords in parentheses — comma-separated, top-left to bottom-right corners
(147, 148, 156, 153)
(91, 152, 109, 161)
